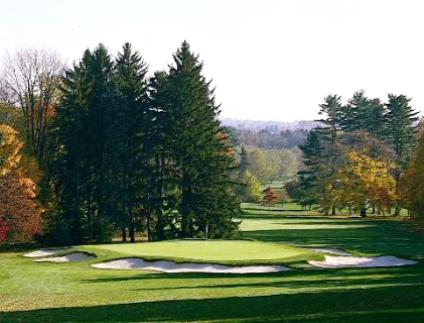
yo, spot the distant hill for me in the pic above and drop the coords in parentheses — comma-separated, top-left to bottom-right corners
(220, 118, 321, 133)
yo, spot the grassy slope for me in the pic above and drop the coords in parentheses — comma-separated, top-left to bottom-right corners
(1, 204, 424, 322)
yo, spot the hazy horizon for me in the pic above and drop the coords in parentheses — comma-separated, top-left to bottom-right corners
(2, 0, 424, 121)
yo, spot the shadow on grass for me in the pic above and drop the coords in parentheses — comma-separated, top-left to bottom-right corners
(241, 221, 424, 260)
(1, 284, 424, 322)
(0, 242, 42, 253)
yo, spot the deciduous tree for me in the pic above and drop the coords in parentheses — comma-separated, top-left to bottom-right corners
(0, 49, 63, 166)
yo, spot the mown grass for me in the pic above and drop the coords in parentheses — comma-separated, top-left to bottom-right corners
(0, 203, 423, 322)
(80, 240, 320, 266)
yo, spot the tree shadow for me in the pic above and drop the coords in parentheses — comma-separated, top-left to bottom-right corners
(241, 222, 424, 259)
(2, 284, 424, 322)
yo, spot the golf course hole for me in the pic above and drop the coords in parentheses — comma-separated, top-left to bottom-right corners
(92, 258, 290, 274)
(309, 255, 417, 268)
(34, 252, 95, 263)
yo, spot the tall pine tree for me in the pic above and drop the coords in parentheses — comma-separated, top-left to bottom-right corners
(164, 41, 239, 238)
(50, 44, 115, 244)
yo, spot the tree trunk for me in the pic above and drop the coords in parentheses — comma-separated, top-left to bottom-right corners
(394, 206, 400, 216)
(122, 228, 127, 242)
(331, 205, 336, 216)
(146, 212, 152, 242)
(129, 219, 135, 243)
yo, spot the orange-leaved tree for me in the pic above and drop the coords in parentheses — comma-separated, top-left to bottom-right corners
(262, 186, 278, 215)
(0, 124, 41, 242)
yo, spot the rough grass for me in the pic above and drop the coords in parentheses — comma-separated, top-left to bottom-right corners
(0, 203, 423, 322)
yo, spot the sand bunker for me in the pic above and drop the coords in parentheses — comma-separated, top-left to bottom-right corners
(309, 255, 417, 268)
(307, 247, 352, 256)
(34, 252, 94, 263)
(92, 258, 290, 274)
(23, 248, 69, 258)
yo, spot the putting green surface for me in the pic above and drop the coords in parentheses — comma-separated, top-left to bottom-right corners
(81, 240, 320, 265)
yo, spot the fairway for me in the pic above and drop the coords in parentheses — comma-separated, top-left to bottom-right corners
(83, 240, 319, 265)
(0, 204, 423, 322)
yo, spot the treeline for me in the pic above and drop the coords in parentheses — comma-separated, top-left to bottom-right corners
(0, 42, 240, 244)
(243, 147, 300, 184)
(226, 126, 308, 149)
(291, 91, 420, 216)
(223, 126, 304, 196)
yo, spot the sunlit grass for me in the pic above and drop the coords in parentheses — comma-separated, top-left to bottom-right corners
(0, 201, 423, 322)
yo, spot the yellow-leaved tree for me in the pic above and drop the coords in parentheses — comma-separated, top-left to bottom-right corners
(324, 150, 396, 216)
(0, 124, 41, 242)
(400, 133, 424, 218)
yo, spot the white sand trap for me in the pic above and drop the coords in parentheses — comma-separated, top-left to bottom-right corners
(307, 247, 352, 256)
(34, 252, 94, 263)
(23, 248, 69, 258)
(309, 255, 417, 269)
(92, 258, 290, 274)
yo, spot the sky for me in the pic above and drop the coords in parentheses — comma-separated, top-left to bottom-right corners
(1, 0, 423, 121)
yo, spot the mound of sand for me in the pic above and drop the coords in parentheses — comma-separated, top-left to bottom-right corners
(23, 248, 69, 258)
(307, 247, 352, 256)
(92, 258, 290, 274)
(309, 255, 417, 268)
(34, 252, 94, 263)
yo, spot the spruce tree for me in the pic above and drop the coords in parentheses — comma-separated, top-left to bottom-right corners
(148, 70, 179, 241)
(315, 95, 343, 214)
(164, 41, 239, 238)
(317, 94, 343, 142)
(340, 91, 386, 140)
(50, 45, 115, 243)
(384, 94, 419, 214)
(384, 94, 419, 169)
(298, 130, 323, 209)
(108, 43, 150, 242)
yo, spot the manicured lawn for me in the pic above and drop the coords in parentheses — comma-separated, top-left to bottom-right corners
(0, 203, 423, 322)
(81, 240, 319, 265)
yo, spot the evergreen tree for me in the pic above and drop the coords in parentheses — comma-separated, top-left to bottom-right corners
(148, 70, 180, 241)
(164, 41, 239, 238)
(317, 94, 343, 142)
(384, 94, 418, 214)
(298, 130, 323, 209)
(316, 95, 344, 214)
(239, 145, 249, 174)
(50, 44, 115, 244)
(384, 94, 419, 169)
(108, 43, 150, 242)
(340, 91, 386, 140)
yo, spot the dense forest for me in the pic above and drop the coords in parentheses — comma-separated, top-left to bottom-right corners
(0, 42, 239, 245)
(1, 43, 424, 247)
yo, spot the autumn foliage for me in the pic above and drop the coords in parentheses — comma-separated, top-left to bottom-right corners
(324, 150, 396, 216)
(0, 125, 41, 242)
(400, 133, 424, 218)
(262, 186, 278, 206)
(0, 218, 7, 242)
